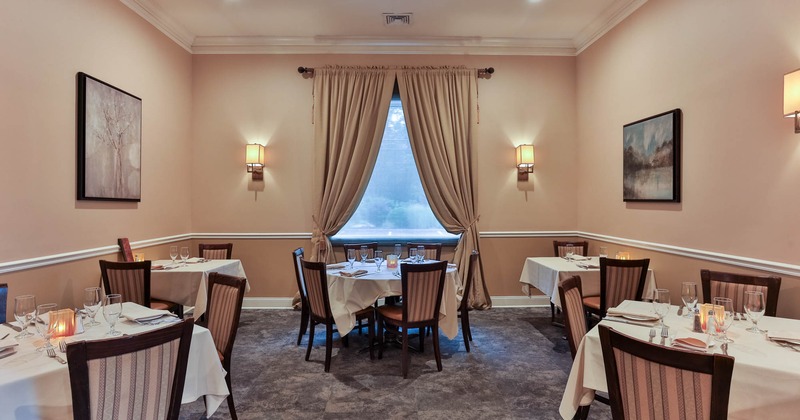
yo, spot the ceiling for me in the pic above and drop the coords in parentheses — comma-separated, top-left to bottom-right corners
(120, 0, 647, 56)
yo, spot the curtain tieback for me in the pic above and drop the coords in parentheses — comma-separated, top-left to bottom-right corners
(461, 215, 481, 231)
(310, 215, 330, 250)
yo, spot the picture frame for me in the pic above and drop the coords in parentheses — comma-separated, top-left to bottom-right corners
(77, 72, 142, 201)
(622, 108, 681, 202)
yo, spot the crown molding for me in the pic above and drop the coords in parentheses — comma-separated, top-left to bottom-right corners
(119, 0, 194, 52)
(574, 0, 648, 54)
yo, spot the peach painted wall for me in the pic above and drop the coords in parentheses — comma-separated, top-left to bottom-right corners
(0, 1, 193, 307)
(576, 1, 800, 315)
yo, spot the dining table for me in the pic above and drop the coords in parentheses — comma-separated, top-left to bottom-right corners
(150, 258, 249, 318)
(0, 305, 229, 420)
(518, 256, 657, 309)
(560, 299, 800, 419)
(326, 261, 460, 339)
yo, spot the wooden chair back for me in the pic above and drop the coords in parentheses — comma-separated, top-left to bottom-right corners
(204, 272, 247, 363)
(553, 240, 588, 258)
(342, 242, 378, 259)
(401, 261, 448, 325)
(199, 243, 233, 260)
(292, 248, 306, 299)
(99, 260, 152, 307)
(700, 269, 781, 316)
(406, 242, 443, 261)
(300, 259, 333, 322)
(558, 275, 587, 359)
(459, 251, 479, 312)
(600, 257, 649, 316)
(0, 283, 6, 324)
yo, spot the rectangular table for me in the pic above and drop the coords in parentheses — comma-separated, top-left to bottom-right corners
(560, 300, 800, 419)
(518, 257, 657, 308)
(326, 262, 460, 339)
(151, 259, 249, 318)
(0, 307, 229, 420)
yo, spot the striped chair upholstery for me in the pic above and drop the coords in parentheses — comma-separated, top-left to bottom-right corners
(99, 260, 183, 316)
(558, 276, 587, 359)
(342, 242, 378, 260)
(406, 242, 443, 261)
(599, 325, 734, 420)
(300, 259, 374, 372)
(292, 247, 310, 345)
(377, 261, 448, 378)
(553, 240, 588, 258)
(66, 319, 194, 420)
(700, 269, 781, 316)
(203, 272, 247, 420)
(584, 257, 649, 318)
(198, 243, 233, 260)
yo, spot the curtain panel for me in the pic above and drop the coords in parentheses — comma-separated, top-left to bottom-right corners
(397, 67, 491, 310)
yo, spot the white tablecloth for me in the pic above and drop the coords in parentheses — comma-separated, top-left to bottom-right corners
(327, 261, 460, 339)
(560, 300, 800, 419)
(0, 307, 229, 420)
(518, 257, 657, 308)
(151, 259, 248, 318)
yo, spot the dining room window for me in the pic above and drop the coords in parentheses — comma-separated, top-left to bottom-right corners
(332, 97, 459, 245)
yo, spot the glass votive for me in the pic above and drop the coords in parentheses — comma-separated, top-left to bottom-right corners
(387, 254, 398, 269)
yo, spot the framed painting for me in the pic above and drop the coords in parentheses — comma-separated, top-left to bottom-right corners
(77, 72, 142, 201)
(623, 109, 681, 202)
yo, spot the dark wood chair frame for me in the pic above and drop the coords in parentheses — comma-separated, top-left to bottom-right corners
(700, 269, 781, 317)
(585, 257, 650, 320)
(199, 272, 247, 420)
(198, 242, 234, 259)
(552, 240, 589, 258)
(406, 242, 443, 261)
(342, 242, 378, 259)
(458, 251, 479, 352)
(301, 259, 374, 372)
(117, 237, 134, 262)
(292, 247, 310, 346)
(377, 261, 448, 379)
(66, 319, 194, 420)
(598, 325, 734, 420)
(99, 260, 183, 318)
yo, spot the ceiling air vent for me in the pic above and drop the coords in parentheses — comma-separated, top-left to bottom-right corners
(383, 13, 412, 26)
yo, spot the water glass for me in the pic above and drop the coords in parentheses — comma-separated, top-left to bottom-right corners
(652, 289, 670, 327)
(598, 246, 608, 258)
(179, 246, 190, 265)
(169, 246, 178, 266)
(680, 282, 698, 318)
(13, 294, 36, 339)
(743, 290, 766, 334)
(409, 248, 418, 263)
(83, 287, 102, 327)
(34, 303, 58, 351)
(347, 249, 356, 269)
(713, 297, 735, 343)
(359, 246, 368, 264)
(104, 294, 123, 336)
(394, 244, 402, 259)
(417, 246, 425, 262)
(565, 245, 575, 261)
(374, 250, 384, 272)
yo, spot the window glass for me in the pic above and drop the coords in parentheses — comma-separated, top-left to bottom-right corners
(333, 98, 459, 244)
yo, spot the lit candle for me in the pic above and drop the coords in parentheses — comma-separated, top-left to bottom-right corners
(49, 308, 76, 338)
(615, 252, 630, 260)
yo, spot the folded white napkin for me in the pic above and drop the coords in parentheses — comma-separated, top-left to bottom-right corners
(576, 262, 599, 269)
(340, 269, 368, 277)
(0, 336, 19, 351)
(121, 302, 175, 322)
(606, 307, 660, 321)
(768, 330, 800, 344)
(185, 257, 205, 264)
(0, 346, 16, 359)
(570, 255, 590, 261)
(672, 334, 713, 351)
(447, 263, 457, 268)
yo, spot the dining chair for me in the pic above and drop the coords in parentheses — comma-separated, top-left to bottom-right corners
(99, 260, 184, 318)
(0, 283, 7, 324)
(200, 272, 247, 420)
(117, 237, 134, 262)
(377, 261, 448, 379)
(457, 251, 479, 352)
(300, 259, 374, 372)
(552, 240, 589, 258)
(198, 243, 234, 260)
(406, 242, 442, 261)
(700, 269, 781, 317)
(598, 324, 734, 420)
(292, 247, 310, 345)
(66, 318, 194, 420)
(342, 242, 378, 259)
(583, 257, 649, 320)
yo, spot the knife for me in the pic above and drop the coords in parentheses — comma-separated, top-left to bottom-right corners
(2, 323, 22, 333)
(602, 316, 657, 327)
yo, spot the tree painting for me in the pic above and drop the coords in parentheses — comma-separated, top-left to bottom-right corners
(622, 109, 681, 202)
(80, 74, 141, 200)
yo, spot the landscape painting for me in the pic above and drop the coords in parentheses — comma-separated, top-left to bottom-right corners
(77, 72, 142, 201)
(623, 109, 681, 202)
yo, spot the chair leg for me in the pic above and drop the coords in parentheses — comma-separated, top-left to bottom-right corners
(432, 325, 442, 372)
(305, 321, 315, 362)
(461, 313, 471, 353)
(401, 328, 409, 379)
(377, 314, 384, 359)
(551, 302, 556, 323)
(573, 405, 590, 420)
(225, 372, 237, 420)
(464, 310, 472, 342)
(419, 327, 425, 353)
(368, 314, 375, 360)
(325, 323, 333, 372)
(297, 304, 309, 346)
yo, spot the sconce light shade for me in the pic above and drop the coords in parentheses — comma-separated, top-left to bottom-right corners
(246, 143, 265, 180)
(783, 69, 800, 133)
(516, 144, 535, 181)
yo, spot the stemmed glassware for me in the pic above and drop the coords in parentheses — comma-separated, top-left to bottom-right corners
(565, 245, 575, 261)
(374, 250, 384, 272)
(347, 249, 356, 269)
(359, 246, 368, 265)
(169, 246, 179, 266)
(394, 244, 402, 260)
(680, 282, 698, 318)
(83, 287, 102, 327)
(13, 294, 36, 339)
(409, 248, 418, 263)
(713, 297, 735, 343)
(179, 246, 190, 266)
(744, 291, 767, 334)
(417, 246, 425, 262)
(103, 294, 123, 336)
(34, 303, 58, 351)
(652, 289, 671, 327)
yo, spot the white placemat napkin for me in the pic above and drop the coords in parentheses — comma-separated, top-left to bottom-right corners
(768, 330, 800, 344)
(121, 302, 175, 322)
(606, 307, 660, 321)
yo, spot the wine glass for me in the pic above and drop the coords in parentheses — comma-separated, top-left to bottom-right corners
(13, 295, 36, 339)
(565, 245, 575, 261)
(652, 288, 671, 327)
(169, 246, 178, 266)
(743, 291, 766, 334)
(417, 245, 425, 262)
(394, 243, 402, 259)
(598, 246, 608, 258)
(179, 246, 190, 266)
(83, 287, 102, 327)
(34, 303, 58, 351)
(104, 294, 123, 336)
(409, 248, 418, 263)
(374, 250, 384, 272)
(359, 246, 368, 265)
(347, 249, 356, 269)
(713, 297, 735, 343)
(680, 282, 698, 318)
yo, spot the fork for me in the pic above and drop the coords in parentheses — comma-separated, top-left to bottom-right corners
(59, 339, 67, 353)
(660, 326, 669, 345)
(46, 347, 67, 364)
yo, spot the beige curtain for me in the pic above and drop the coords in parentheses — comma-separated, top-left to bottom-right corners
(310, 66, 396, 263)
(397, 67, 491, 310)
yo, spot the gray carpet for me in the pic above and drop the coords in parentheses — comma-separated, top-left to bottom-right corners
(179, 307, 612, 419)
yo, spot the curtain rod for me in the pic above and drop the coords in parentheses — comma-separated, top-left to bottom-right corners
(297, 66, 495, 78)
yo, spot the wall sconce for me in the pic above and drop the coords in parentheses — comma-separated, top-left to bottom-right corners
(245, 143, 265, 180)
(515, 144, 535, 181)
(784, 69, 800, 133)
